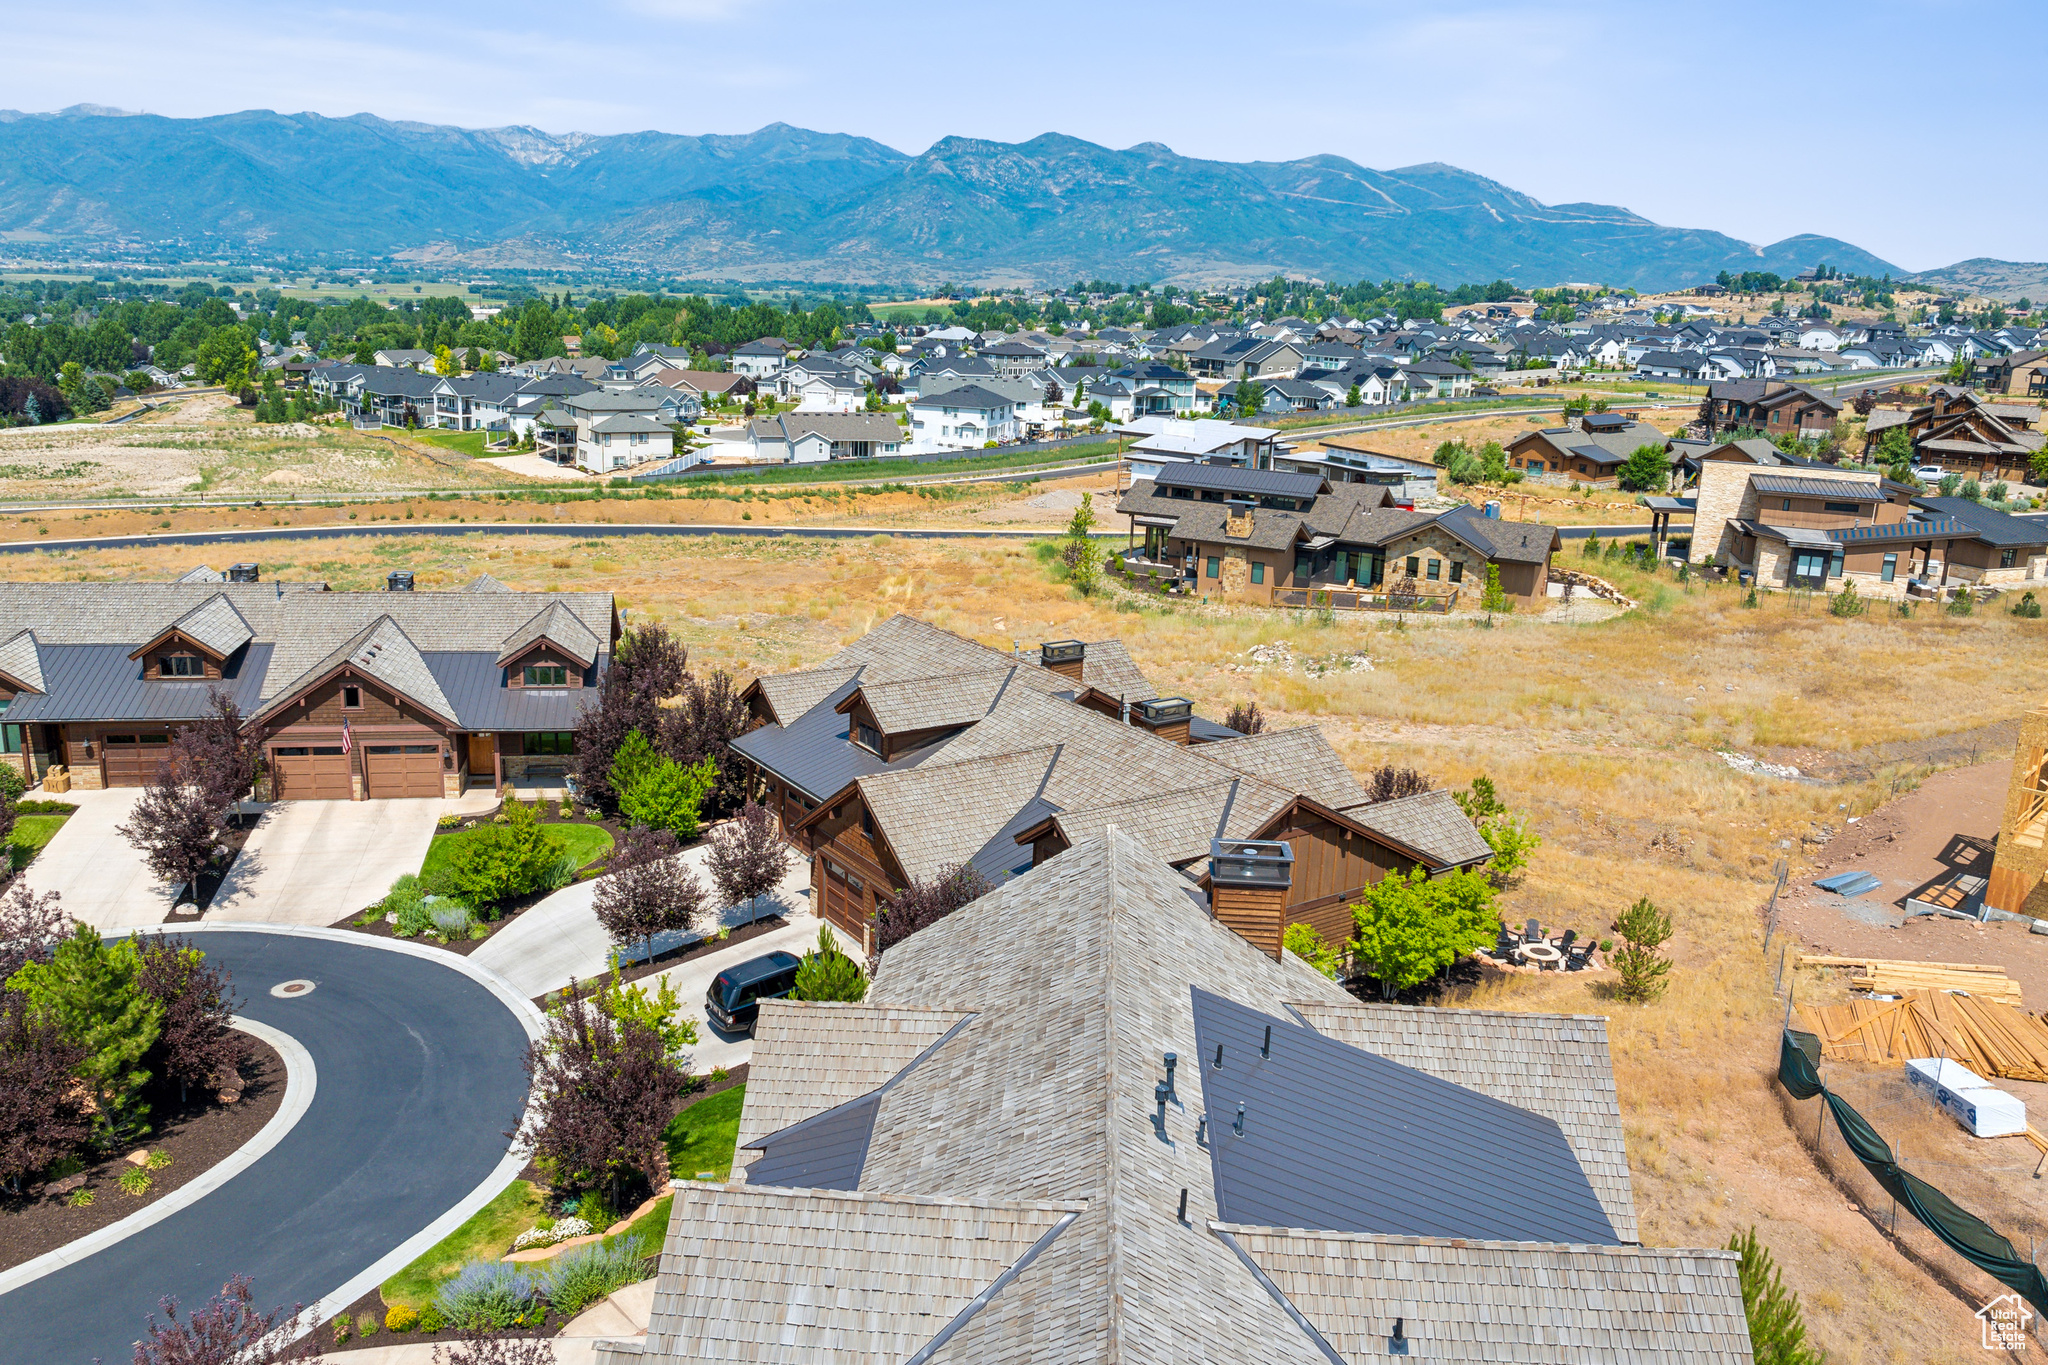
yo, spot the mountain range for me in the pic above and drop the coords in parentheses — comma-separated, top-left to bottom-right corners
(0, 106, 2008, 292)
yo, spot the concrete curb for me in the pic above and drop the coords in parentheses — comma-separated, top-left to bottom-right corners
(0, 1015, 315, 1299)
(128, 924, 548, 1335)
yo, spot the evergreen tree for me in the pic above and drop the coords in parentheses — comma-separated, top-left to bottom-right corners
(6, 924, 163, 1133)
(1727, 1227, 1826, 1365)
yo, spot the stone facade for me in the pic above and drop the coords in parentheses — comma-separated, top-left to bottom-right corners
(1692, 461, 1879, 568)
(1219, 544, 1252, 594)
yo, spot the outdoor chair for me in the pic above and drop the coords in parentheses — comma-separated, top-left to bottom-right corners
(1523, 919, 1542, 945)
(1487, 927, 1520, 961)
(1564, 942, 1595, 972)
(1545, 929, 1577, 971)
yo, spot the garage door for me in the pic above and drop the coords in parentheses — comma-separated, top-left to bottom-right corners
(102, 733, 173, 787)
(819, 857, 868, 940)
(273, 746, 352, 800)
(364, 744, 443, 799)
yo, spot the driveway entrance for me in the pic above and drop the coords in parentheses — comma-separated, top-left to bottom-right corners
(18, 788, 180, 930)
(207, 799, 446, 925)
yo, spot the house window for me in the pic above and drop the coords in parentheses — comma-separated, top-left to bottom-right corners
(161, 654, 203, 677)
(524, 665, 568, 687)
(1829, 550, 1845, 579)
(522, 732, 574, 755)
(1822, 501, 1862, 515)
(1250, 562, 1265, 585)
(1405, 555, 1420, 577)
(2002, 548, 2019, 569)
(1206, 557, 1219, 579)
(341, 685, 362, 709)
(1781, 499, 1793, 511)
(1426, 559, 1440, 581)
(0, 725, 18, 754)
(1449, 561, 1465, 583)
(1881, 552, 1898, 582)
(854, 721, 882, 754)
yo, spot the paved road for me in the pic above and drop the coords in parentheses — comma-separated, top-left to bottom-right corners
(0, 931, 533, 1364)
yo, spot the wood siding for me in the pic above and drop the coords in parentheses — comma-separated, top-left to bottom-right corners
(1212, 884, 1287, 960)
(803, 793, 901, 955)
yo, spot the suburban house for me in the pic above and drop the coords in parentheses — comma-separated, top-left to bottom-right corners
(1973, 348, 2048, 397)
(1633, 350, 1713, 382)
(429, 373, 525, 432)
(606, 826, 1752, 1365)
(905, 384, 1022, 449)
(647, 368, 746, 405)
(1117, 462, 1558, 605)
(0, 571, 614, 798)
(729, 338, 791, 380)
(777, 357, 869, 412)
(729, 616, 1491, 956)
(1275, 437, 1440, 494)
(1691, 459, 2048, 593)
(532, 386, 688, 473)
(1697, 380, 1841, 441)
(1113, 416, 1282, 480)
(371, 348, 435, 371)
(978, 339, 1047, 376)
(1860, 388, 2043, 484)
(746, 413, 904, 463)
(1506, 412, 1669, 484)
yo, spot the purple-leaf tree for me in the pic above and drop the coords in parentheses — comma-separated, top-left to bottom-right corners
(591, 824, 707, 963)
(571, 622, 690, 815)
(669, 668, 752, 812)
(173, 689, 260, 812)
(0, 882, 71, 980)
(875, 862, 995, 961)
(132, 1274, 324, 1364)
(432, 1332, 556, 1365)
(706, 801, 790, 927)
(137, 936, 247, 1104)
(515, 991, 685, 1209)
(0, 989, 91, 1195)
(118, 760, 225, 902)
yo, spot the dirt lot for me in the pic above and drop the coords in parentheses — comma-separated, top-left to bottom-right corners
(4, 524, 2046, 1359)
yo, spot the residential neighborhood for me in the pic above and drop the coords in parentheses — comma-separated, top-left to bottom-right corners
(7, 13, 2048, 1360)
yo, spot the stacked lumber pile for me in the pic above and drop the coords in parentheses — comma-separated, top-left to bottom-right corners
(1796, 989, 2048, 1082)
(1796, 955, 2023, 1006)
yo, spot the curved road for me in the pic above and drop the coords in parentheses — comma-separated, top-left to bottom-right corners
(0, 931, 533, 1364)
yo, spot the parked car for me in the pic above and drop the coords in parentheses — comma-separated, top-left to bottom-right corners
(705, 950, 803, 1035)
(1913, 466, 1946, 484)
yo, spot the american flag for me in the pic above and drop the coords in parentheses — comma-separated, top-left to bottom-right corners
(341, 716, 352, 753)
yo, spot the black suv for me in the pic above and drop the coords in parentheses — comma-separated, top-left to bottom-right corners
(705, 950, 803, 1035)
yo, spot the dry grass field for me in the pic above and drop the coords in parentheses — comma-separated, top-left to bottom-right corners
(6, 512, 2045, 1358)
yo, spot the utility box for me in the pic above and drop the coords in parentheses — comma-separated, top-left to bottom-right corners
(1905, 1057, 2027, 1138)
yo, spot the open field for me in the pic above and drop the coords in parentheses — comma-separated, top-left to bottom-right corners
(6, 487, 2045, 1357)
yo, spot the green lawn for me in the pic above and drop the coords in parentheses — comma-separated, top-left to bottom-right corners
(407, 428, 490, 459)
(8, 813, 70, 873)
(381, 1179, 543, 1309)
(660, 441, 1118, 490)
(420, 821, 615, 881)
(665, 1084, 746, 1182)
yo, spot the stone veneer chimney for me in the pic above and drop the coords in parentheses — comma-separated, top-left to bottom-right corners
(1225, 498, 1255, 539)
(1209, 838, 1294, 960)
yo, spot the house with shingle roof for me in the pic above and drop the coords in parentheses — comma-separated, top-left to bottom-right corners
(731, 616, 1490, 955)
(0, 573, 615, 797)
(601, 829, 1751, 1365)
(1506, 412, 1675, 487)
(1117, 464, 1559, 604)
(1866, 387, 2043, 484)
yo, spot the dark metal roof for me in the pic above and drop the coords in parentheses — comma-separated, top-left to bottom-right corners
(5, 644, 271, 723)
(1188, 716, 1243, 742)
(965, 795, 1062, 887)
(1152, 464, 1327, 499)
(1191, 988, 1618, 1245)
(742, 1013, 976, 1191)
(1911, 497, 2048, 547)
(730, 674, 958, 802)
(419, 653, 601, 732)
(1829, 516, 1967, 544)
(1566, 443, 1627, 467)
(1749, 475, 1884, 501)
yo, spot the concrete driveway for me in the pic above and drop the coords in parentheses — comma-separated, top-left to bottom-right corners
(19, 787, 180, 931)
(208, 799, 447, 926)
(471, 838, 814, 999)
(643, 914, 844, 1074)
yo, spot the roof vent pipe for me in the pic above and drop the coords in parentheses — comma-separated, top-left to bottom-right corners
(1176, 1188, 1189, 1223)
(1163, 1051, 1177, 1099)
(1155, 1082, 1169, 1127)
(1389, 1319, 1410, 1356)
(1233, 1102, 1245, 1137)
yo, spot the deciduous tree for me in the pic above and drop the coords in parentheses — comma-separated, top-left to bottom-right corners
(875, 861, 993, 959)
(592, 825, 707, 961)
(1359, 764, 1430, 805)
(571, 625, 690, 815)
(1223, 701, 1264, 736)
(137, 937, 246, 1103)
(706, 801, 790, 926)
(0, 883, 69, 979)
(132, 1274, 325, 1364)
(120, 760, 226, 901)
(517, 991, 685, 1208)
(1616, 443, 1669, 492)
(0, 989, 90, 1193)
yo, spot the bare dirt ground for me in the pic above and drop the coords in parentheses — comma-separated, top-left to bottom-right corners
(3, 522, 2045, 1359)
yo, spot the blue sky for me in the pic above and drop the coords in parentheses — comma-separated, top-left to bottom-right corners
(11, 0, 2038, 272)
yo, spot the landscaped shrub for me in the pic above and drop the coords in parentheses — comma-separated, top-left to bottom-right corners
(429, 902, 476, 940)
(441, 801, 563, 909)
(537, 1239, 652, 1317)
(790, 925, 867, 1002)
(512, 1216, 593, 1251)
(542, 851, 579, 893)
(383, 875, 429, 936)
(417, 1304, 445, 1333)
(119, 1167, 152, 1196)
(385, 1304, 420, 1333)
(432, 1260, 538, 1331)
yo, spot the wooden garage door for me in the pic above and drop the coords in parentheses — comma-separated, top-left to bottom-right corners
(273, 746, 352, 800)
(102, 733, 173, 787)
(819, 857, 868, 940)
(364, 744, 442, 799)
